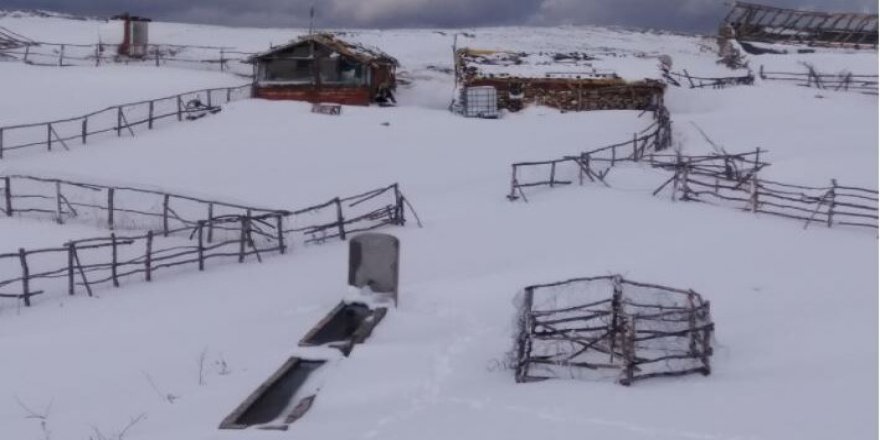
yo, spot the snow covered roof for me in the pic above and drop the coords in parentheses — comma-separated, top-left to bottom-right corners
(251, 33, 399, 67)
(456, 48, 620, 81)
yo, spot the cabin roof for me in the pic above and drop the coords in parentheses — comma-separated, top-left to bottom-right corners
(251, 33, 399, 67)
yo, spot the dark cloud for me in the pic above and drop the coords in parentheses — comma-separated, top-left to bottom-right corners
(0, 0, 876, 32)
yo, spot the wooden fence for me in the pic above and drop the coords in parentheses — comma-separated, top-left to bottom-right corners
(507, 105, 672, 201)
(665, 70, 755, 89)
(759, 64, 879, 94)
(514, 275, 713, 386)
(508, 138, 878, 232)
(664, 161, 878, 230)
(0, 175, 419, 307)
(0, 41, 256, 76)
(0, 83, 252, 159)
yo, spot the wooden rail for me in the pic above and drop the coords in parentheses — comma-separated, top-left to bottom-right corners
(0, 84, 252, 159)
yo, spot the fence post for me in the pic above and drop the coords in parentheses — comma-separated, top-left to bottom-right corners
(3, 176, 11, 216)
(335, 198, 346, 241)
(220, 49, 226, 72)
(162, 194, 170, 236)
(226, 87, 232, 103)
(177, 95, 183, 121)
(23, 45, 30, 63)
(111, 233, 119, 287)
(207, 90, 212, 108)
(155, 47, 160, 67)
(750, 174, 759, 213)
(148, 101, 154, 129)
(81, 117, 88, 144)
(54, 181, 63, 223)
(238, 216, 247, 263)
(207, 203, 214, 243)
(59, 44, 65, 66)
(0, 127, 4, 159)
(276, 214, 286, 254)
(549, 162, 557, 187)
(611, 144, 616, 166)
(116, 107, 123, 137)
(508, 165, 519, 200)
(107, 188, 115, 228)
(827, 179, 837, 228)
(632, 133, 639, 161)
(47, 123, 52, 151)
(197, 221, 205, 271)
(95, 44, 101, 67)
(67, 242, 75, 296)
(145, 231, 153, 281)
(19, 248, 30, 307)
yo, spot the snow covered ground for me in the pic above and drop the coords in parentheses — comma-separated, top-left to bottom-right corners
(0, 11, 877, 440)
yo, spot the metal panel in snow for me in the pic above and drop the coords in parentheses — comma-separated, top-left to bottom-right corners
(348, 233, 399, 305)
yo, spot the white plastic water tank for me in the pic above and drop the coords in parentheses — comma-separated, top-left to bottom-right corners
(463, 86, 499, 118)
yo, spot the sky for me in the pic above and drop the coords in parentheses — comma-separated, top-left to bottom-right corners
(0, 0, 877, 33)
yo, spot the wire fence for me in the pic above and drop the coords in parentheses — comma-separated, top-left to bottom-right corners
(0, 175, 421, 307)
(0, 41, 256, 77)
(0, 83, 252, 159)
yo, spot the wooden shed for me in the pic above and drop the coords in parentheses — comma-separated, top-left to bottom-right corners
(250, 34, 399, 106)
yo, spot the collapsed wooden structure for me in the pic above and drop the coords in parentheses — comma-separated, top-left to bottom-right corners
(514, 275, 714, 386)
(455, 48, 665, 113)
(722, 1, 879, 49)
(0, 175, 419, 306)
(249, 34, 398, 106)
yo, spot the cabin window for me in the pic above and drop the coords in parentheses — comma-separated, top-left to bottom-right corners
(262, 59, 314, 83)
(319, 54, 366, 85)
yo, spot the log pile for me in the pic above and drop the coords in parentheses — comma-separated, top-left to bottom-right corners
(455, 48, 666, 113)
(0, 175, 419, 307)
(514, 275, 714, 386)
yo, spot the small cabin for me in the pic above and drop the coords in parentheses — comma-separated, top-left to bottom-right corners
(250, 34, 399, 106)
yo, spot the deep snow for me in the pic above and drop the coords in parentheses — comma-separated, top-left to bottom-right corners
(0, 11, 877, 440)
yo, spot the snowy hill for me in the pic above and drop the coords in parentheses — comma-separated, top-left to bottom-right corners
(0, 11, 877, 440)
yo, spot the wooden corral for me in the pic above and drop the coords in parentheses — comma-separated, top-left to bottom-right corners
(250, 34, 398, 106)
(514, 275, 714, 386)
(455, 48, 665, 112)
(722, 1, 878, 49)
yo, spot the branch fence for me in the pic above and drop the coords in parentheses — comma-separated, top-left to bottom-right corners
(0, 41, 256, 76)
(663, 159, 878, 230)
(0, 175, 420, 307)
(514, 275, 714, 386)
(759, 64, 878, 94)
(507, 105, 672, 201)
(508, 139, 878, 232)
(0, 83, 252, 159)
(664, 70, 755, 89)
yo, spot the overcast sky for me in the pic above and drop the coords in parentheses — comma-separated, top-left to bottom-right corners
(1, 0, 877, 33)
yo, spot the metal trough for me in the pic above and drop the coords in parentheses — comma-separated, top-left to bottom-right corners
(219, 357, 325, 430)
(299, 302, 387, 355)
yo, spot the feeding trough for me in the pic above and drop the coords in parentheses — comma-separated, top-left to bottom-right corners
(299, 302, 387, 355)
(219, 357, 325, 430)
